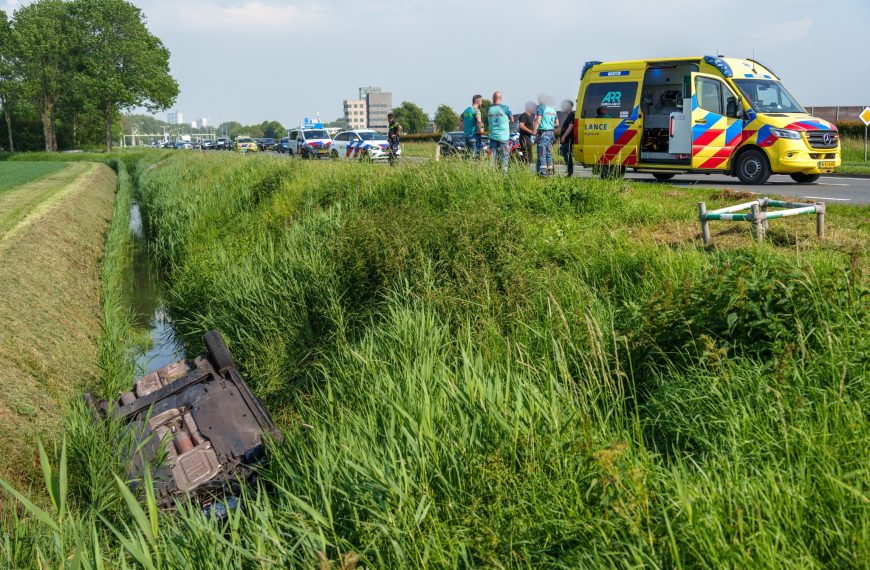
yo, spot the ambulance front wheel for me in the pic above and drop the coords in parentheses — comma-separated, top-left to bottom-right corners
(652, 173, 675, 181)
(735, 149, 771, 185)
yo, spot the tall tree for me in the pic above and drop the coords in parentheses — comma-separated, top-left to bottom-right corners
(392, 101, 429, 134)
(0, 10, 16, 152)
(12, 0, 68, 151)
(434, 104, 458, 134)
(69, 0, 178, 150)
(260, 120, 284, 139)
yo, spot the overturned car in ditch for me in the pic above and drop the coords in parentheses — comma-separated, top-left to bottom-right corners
(87, 331, 282, 510)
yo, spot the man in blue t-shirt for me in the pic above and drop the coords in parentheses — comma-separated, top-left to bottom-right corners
(487, 91, 512, 173)
(460, 94, 484, 159)
(533, 95, 559, 176)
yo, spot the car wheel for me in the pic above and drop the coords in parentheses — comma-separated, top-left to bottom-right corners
(203, 330, 235, 372)
(735, 149, 771, 185)
(790, 173, 821, 184)
(330, 150, 339, 160)
(653, 173, 676, 181)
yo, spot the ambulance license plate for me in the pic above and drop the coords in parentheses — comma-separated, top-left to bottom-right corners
(819, 161, 836, 169)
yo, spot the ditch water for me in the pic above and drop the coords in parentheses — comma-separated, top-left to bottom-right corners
(129, 202, 184, 374)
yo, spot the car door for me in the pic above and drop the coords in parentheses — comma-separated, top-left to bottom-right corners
(331, 132, 347, 158)
(578, 80, 641, 166)
(691, 73, 743, 170)
(345, 133, 362, 158)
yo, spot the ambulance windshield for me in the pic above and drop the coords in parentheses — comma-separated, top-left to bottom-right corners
(733, 79, 805, 114)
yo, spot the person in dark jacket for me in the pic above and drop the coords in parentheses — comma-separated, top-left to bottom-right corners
(559, 100, 575, 177)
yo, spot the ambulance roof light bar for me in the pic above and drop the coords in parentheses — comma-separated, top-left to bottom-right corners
(704, 55, 733, 78)
(581, 61, 603, 80)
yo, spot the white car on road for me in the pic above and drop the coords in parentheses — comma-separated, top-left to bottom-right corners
(288, 128, 333, 159)
(329, 130, 399, 161)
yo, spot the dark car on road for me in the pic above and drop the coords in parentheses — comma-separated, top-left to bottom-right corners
(277, 137, 290, 153)
(215, 137, 231, 150)
(258, 138, 277, 151)
(439, 131, 490, 158)
(86, 331, 282, 511)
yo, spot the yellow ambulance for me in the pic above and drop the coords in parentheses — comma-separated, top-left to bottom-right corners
(574, 56, 840, 184)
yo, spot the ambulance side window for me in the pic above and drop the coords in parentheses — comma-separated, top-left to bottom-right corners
(581, 82, 638, 119)
(696, 77, 724, 115)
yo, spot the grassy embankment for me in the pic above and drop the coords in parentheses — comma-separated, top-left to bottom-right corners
(2, 152, 868, 568)
(0, 162, 117, 489)
(839, 137, 870, 175)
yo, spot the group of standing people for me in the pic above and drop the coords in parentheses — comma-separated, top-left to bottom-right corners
(460, 93, 575, 177)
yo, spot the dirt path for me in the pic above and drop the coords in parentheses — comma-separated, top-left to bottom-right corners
(0, 162, 116, 487)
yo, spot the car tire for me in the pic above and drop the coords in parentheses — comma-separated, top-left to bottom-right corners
(790, 173, 821, 184)
(653, 173, 676, 181)
(735, 149, 771, 185)
(330, 150, 339, 160)
(203, 330, 235, 371)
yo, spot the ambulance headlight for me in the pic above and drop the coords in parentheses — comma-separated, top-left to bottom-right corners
(769, 128, 801, 140)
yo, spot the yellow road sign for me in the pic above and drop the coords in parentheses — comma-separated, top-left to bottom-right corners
(860, 107, 870, 127)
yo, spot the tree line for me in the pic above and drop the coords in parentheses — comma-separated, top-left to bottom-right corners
(391, 101, 494, 135)
(0, 0, 177, 152)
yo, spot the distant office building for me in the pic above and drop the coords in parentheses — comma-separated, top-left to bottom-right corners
(343, 99, 368, 130)
(357, 86, 391, 132)
(200, 117, 208, 128)
(167, 111, 184, 125)
(359, 85, 381, 100)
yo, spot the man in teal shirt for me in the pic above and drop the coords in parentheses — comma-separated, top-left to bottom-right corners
(487, 91, 512, 173)
(460, 94, 484, 159)
(533, 95, 559, 176)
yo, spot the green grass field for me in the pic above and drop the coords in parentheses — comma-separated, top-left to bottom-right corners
(1, 153, 868, 568)
(0, 161, 66, 194)
(839, 137, 870, 174)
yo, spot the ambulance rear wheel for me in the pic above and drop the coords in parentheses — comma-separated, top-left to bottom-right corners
(599, 165, 625, 179)
(652, 173, 675, 181)
(735, 149, 771, 185)
(790, 173, 820, 184)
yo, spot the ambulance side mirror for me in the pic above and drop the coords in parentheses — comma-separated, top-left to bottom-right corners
(726, 97, 742, 119)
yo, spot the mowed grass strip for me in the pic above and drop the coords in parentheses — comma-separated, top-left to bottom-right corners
(0, 162, 94, 240)
(0, 161, 66, 194)
(0, 162, 116, 488)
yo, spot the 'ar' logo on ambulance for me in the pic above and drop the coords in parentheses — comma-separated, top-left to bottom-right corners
(601, 91, 621, 105)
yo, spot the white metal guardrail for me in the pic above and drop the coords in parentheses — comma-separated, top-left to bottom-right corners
(698, 198, 825, 245)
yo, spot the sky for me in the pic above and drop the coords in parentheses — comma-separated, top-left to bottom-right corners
(3, 0, 869, 127)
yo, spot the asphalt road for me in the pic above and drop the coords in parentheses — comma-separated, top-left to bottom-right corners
(264, 151, 870, 205)
(576, 170, 870, 205)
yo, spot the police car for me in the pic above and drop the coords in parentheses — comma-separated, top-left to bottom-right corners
(288, 128, 333, 159)
(329, 129, 398, 161)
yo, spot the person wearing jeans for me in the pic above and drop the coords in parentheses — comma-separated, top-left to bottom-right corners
(487, 91, 513, 173)
(533, 95, 559, 176)
(460, 94, 484, 159)
(559, 100, 575, 177)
